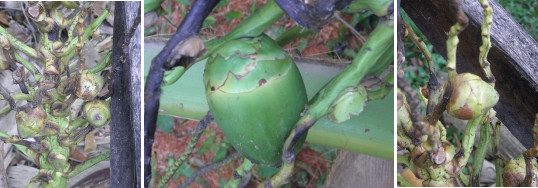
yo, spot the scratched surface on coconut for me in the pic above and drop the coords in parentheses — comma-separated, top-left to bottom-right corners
(204, 35, 307, 166)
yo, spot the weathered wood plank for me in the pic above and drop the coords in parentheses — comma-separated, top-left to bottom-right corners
(402, 0, 538, 148)
(110, 2, 140, 187)
(325, 151, 393, 188)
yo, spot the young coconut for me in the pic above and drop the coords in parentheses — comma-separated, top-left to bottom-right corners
(446, 73, 498, 120)
(204, 35, 307, 166)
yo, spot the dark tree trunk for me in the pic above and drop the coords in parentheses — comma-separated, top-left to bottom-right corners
(110, 1, 141, 187)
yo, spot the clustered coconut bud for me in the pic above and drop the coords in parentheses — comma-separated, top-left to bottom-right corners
(83, 100, 110, 127)
(446, 73, 499, 120)
(15, 107, 47, 138)
(76, 70, 104, 100)
(503, 155, 538, 186)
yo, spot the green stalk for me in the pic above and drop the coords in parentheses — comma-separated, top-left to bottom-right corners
(14, 52, 43, 81)
(144, 0, 165, 13)
(492, 121, 503, 186)
(200, 0, 284, 60)
(89, 51, 112, 73)
(222, 0, 283, 40)
(459, 172, 470, 187)
(348, 0, 393, 16)
(446, 8, 468, 83)
(0, 105, 9, 116)
(225, 159, 254, 188)
(0, 93, 34, 101)
(304, 19, 393, 119)
(61, 1, 78, 9)
(68, 151, 110, 178)
(258, 160, 294, 188)
(305, 92, 393, 160)
(470, 121, 491, 186)
(161, 66, 185, 86)
(455, 114, 486, 172)
(0, 26, 39, 59)
(478, 0, 495, 84)
(275, 26, 313, 47)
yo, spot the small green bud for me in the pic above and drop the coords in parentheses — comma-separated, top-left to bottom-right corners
(15, 107, 58, 138)
(446, 73, 499, 120)
(83, 100, 110, 127)
(76, 70, 104, 100)
(47, 152, 68, 172)
(503, 155, 538, 186)
(328, 86, 367, 123)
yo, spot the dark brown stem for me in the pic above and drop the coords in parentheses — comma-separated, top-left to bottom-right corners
(427, 83, 452, 126)
(0, 84, 16, 110)
(397, 70, 429, 138)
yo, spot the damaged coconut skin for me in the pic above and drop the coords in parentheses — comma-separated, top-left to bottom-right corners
(204, 35, 307, 166)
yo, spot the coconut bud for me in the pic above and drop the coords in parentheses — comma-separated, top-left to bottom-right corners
(446, 73, 499, 120)
(56, 77, 76, 96)
(83, 100, 110, 127)
(328, 86, 367, 123)
(503, 155, 538, 186)
(44, 58, 60, 75)
(15, 107, 47, 138)
(47, 152, 68, 171)
(0, 34, 10, 49)
(76, 70, 104, 100)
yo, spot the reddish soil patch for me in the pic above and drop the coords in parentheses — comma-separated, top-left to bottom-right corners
(152, 118, 332, 187)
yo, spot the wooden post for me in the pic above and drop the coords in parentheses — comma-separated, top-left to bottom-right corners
(110, 2, 141, 187)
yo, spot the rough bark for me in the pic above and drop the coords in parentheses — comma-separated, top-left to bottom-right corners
(110, 2, 140, 187)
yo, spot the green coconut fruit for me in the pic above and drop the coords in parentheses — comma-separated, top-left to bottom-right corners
(446, 73, 499, 120)
(204, 35, 308, 166)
